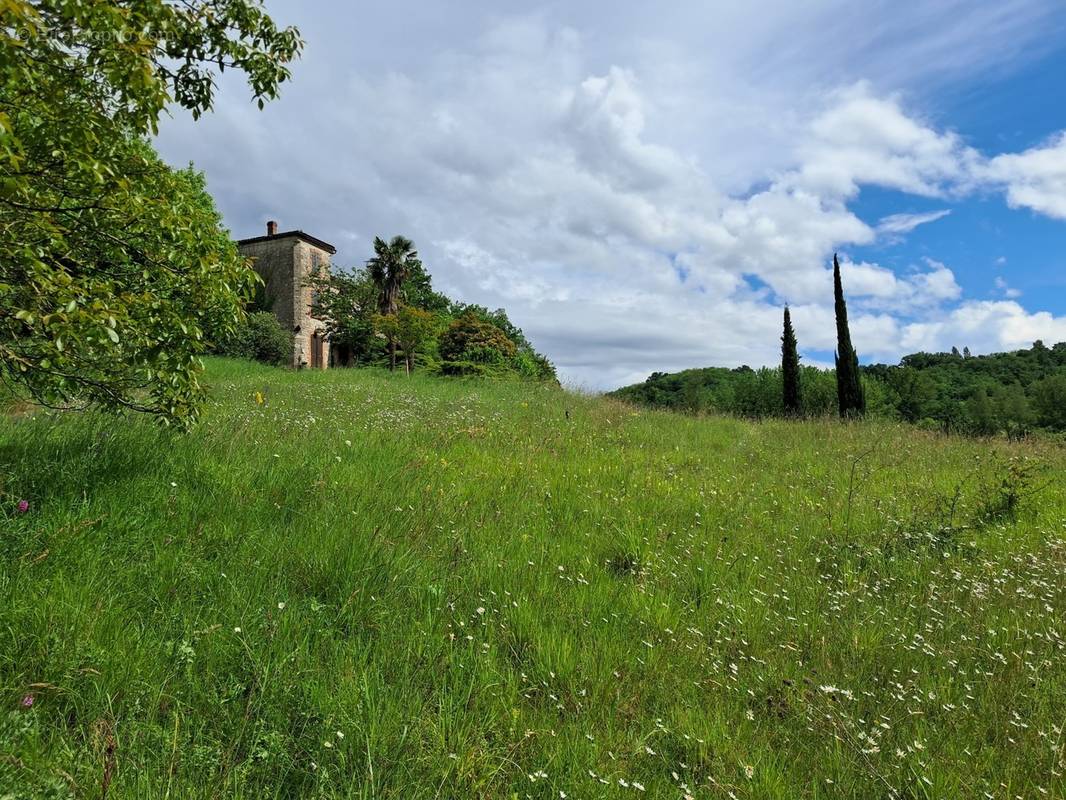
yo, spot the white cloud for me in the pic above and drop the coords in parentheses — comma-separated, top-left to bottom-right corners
(154, 2, 1066, 387)
(775, 257, 962, 313)
(994, 276, 1023, 298)
(877, 209, 952, 234)
(901, 301, 1066, 353)
(791, 86, 979, 199)
(983, 133, 1066, 219)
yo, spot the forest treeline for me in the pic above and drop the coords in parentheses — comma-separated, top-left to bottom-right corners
(610, 340, 1066, 436)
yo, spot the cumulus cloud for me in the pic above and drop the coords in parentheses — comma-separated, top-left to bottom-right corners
(842, 258, 961, 310)
(901, 301, 1066, 353)
(791, 86, 979, 199)
(983, 133, 1066, 219)
(155, 1, 1066, 387)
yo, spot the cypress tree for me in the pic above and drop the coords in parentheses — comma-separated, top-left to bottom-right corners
(833, 254, 866, 417)
(781, 305, 801, 415)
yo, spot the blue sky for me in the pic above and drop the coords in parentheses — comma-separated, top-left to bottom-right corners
(156, 0, 1066, 387)
(849, 46, 1066, 317)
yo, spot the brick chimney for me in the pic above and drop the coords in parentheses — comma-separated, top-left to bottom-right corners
(267, 220, 278, 236)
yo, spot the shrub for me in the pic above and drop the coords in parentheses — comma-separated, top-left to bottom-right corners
(214, 312, 292, 366)
(439, 314, 516, 366)
(439, 359, 497, 377)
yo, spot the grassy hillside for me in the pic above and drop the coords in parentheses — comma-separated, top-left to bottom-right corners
(1, 359, 1064, 799)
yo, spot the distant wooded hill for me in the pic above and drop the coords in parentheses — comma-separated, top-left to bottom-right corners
(609, 341, 1066, 435)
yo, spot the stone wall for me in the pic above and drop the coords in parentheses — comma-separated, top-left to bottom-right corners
(292, 240, 332, 369)
(239, 236, 333, 368)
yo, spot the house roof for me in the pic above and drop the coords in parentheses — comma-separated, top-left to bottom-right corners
(237, 230, 337, 255)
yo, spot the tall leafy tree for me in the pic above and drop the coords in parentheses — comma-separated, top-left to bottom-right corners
(1031, 373, 1066, 430)
(967, 388, 997, 436)
(307, 270, 381, 366)
(367, 236, 420, 369)
(3, 146, 256, 421)
(1, 0, 303, 425)
(887, 367, 934, 423)
(781, 306, 801, 415)
(832, 254, 866, 418)
(404, 261, 451, 313)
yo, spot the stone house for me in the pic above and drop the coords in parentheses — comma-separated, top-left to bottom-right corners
(238, 221, 349, 369)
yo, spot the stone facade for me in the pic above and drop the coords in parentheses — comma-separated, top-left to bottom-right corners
(238, 222, 337, 369)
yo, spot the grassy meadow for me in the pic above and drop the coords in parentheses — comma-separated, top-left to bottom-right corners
(1, 358, 1064, 799)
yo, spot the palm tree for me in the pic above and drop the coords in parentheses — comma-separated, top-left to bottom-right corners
(367, 236, 420, 369)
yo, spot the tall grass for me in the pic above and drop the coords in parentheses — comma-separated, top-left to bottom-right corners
(1, 358, 1063, 798)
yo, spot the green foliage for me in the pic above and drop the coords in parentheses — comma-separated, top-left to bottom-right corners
(868, 341, 1066, 435)
(0, 0, 303, 425)
(613, 364, 836, 419)
(367, 235, 418, 316)
(372, 306, 440, 374)
(439, 312, 517, 375)
(311, 244, 556, 382)
(449, 303, 557, 381)
(1, 1, 302, 133)
(1, 358, 1064, 797)
(510, 348, 557, 381)
(308, 270, 383, 365)
(439, 313, 517, 360)
(885, 366, 936, 423)
(404, 260, 451, 313)
(781, 306, 801, 414)
(833, 254, 865, 417)
(616, 340, 1066, 438)
(365, 236, 424, 370)
(964, 383, 1034, 440)
(213, 311, 292, 366)
(1031, 373, 1066, 430)
(0, 137, 255, 424)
